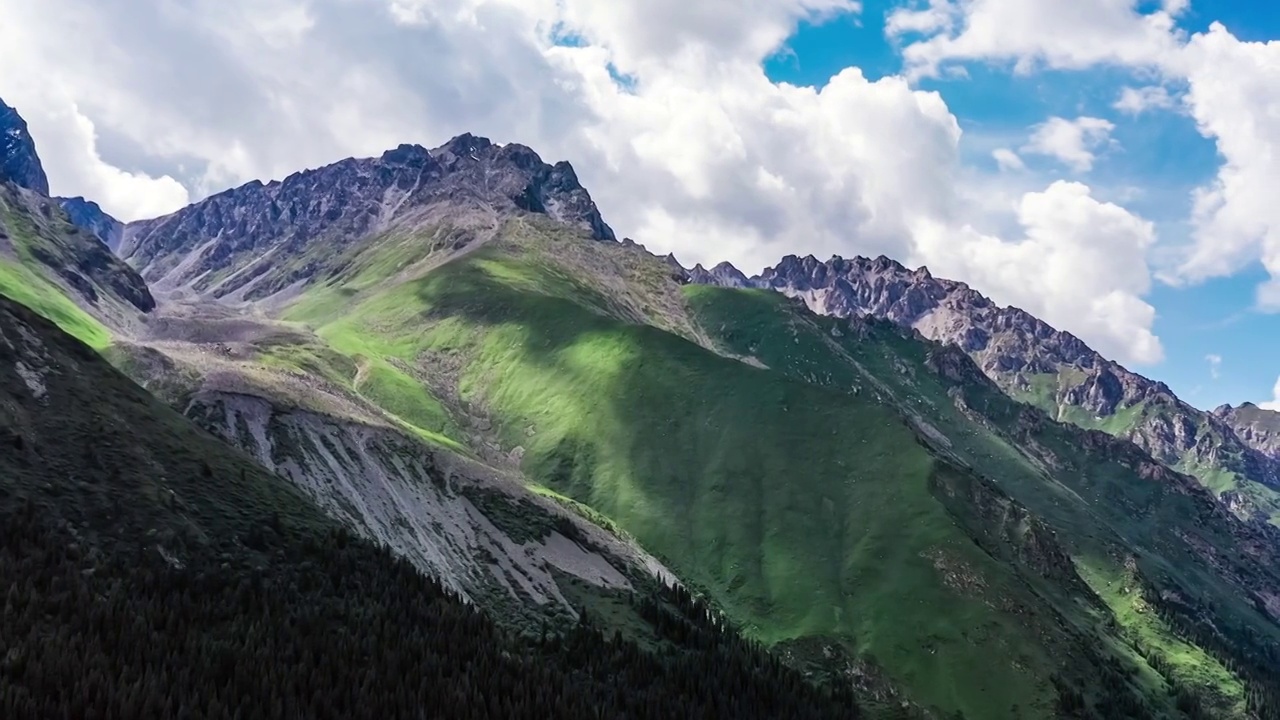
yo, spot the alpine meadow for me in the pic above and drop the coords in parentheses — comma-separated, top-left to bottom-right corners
(2, 2, 1280, 719)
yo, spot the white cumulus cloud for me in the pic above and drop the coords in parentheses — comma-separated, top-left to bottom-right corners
(1261, 376, 1280, 411)
(1113, 85, 1176, 114)
(890, 0, 1183, 78)
(991, 148, 1025, 172)
(1168, 24, 1280, 311)
(0, 0, 1168, 365)
(914, 181, 1162, 365)
(1021, 116, 1116, 173)
(891, 4, 1280, 318)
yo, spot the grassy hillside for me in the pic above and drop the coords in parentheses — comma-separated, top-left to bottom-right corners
(278, 219, 1205, 719)
(0, 291, 869, 720)
(685, 286, 1280, 719)
(1007, 371, 1280, 528)
(0, 183, 152, 347)
(9, 187, 1279, 718)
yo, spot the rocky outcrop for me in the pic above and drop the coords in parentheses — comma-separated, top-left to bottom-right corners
(121, 134, 615, 299)
(0, 102, 153, 317)
(682, 252, 1280, 495)
(186, 391, 668, 619)
(1, 184, 155, 314)
(0, 99, 49, 196)
(56, 196, 125, 251)
(1215, 403, 1280, 461)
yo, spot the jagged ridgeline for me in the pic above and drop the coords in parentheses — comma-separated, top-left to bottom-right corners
(688, 254, 1280, 529)
(4, 92, 1280, 719)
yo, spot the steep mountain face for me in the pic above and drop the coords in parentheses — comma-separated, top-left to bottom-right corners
(0, 101, 153, 345)
(0, 184, 154, 346)
(56, 195, 125, 250)
(685, 253, 1280, 524)
(98, 295, 674, 633)
(0, 98, 50, 195)
(120, 134, 615, 301)
(1216, 403, 1280, 459)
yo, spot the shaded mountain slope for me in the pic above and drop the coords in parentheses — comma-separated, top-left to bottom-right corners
(56, 195, 125, 250)
(0, 98, 152, 339)
(0, 98, 49, 195)
(685, 254, 1280, 527)
(685, 286, 1280, 719)
(0, 292, 865, 720)
(17, 112, 1280, 717)
(256, 214, 1272, 720)
(101, 297, 680, 635)
(0, 183, 154, 347)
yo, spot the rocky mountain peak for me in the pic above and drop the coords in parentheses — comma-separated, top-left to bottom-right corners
(55, 196, 125, 251)
(686, 261, 750, 287)
(432, 132, 493, 161)
(0, 98, 51, 196)
(683, 248, 1280, 504)
(121, 133, 615, 300)
(1213, 402, 1280, 462)
(379, 143, 432, 166)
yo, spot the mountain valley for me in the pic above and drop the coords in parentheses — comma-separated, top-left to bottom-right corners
(2, 94, 1280, 720)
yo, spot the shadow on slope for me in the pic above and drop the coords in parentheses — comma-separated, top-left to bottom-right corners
(685, 285, 1280, 719)
(0, 293, 863, 720)
(284, 238, 1163, 720)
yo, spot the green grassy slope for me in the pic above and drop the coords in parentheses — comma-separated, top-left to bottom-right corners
(1009, 371, 1280, 528)
(685, 286, 1280, 718)
(0, 183, 152, 348)
(0, 293, 867, 720)
(0, 258, 110, 348)
(280, 220, 1188, 719)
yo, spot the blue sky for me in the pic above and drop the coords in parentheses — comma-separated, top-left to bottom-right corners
(767, 0, 1280, 410)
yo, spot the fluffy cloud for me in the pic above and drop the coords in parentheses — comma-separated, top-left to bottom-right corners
(913, 181, 1162, 364)
(1261, 376, 1280, 412)
(889, 0, 1183, 77)
(1168, 24, 1280, 310)
(10, 92, 189, 221)
(0, 0, 1167, 364)
(992, 148, 1025, 172)
(1113, 85, 1176, 114)
(1206, 353, 1222, 380)
(1021, 117, 1116, 172)
(890, 4, 1280, 316)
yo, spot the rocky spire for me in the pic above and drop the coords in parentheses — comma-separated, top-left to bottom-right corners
(0, 98, 51, 195)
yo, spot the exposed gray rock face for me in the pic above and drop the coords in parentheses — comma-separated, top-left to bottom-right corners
(1215, 403, 1280, 461)
(0, 99, 50, 196)
(687, 261, 751, 287)
(121, 134, 615, 299)
(56, 196, 125, 251)
(682, 252, 1280, 499)
(188, 391, 656, 612)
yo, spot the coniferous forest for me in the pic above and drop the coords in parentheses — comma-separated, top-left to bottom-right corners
(0, 498, 862, 720)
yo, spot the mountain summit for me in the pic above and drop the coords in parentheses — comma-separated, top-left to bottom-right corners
(121, 134, 615, 300)
(55, 196, 126, 250)
(0, 98, 50, 195)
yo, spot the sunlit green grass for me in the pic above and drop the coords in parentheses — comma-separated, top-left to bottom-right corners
(0, 259, 110, 349)
(285, 243, 1086, 719)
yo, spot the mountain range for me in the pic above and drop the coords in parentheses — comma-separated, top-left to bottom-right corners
(3, 96, 1280, 719)
(683, 255, 1280, 527)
